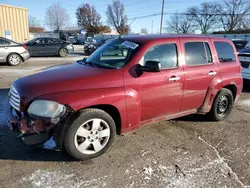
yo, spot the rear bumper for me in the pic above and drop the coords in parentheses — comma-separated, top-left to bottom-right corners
(20, 51, 30, 61)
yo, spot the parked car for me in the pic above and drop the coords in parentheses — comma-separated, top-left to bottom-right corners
(238, 48, 250, 80)
(84, 38, 113, 55)
(0, 37, 30, 66)
(25, 37, 74, 57)
(232, 39, 250, 52)
(5, 35, 242, 160)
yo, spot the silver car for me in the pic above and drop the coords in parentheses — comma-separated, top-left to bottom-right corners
(0, 37, 30, 66)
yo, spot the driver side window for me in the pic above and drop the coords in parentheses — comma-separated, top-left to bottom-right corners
(139, 43, 178, 69)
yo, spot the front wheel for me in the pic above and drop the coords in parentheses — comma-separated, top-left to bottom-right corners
(64, 109, 116, 160)
(207, 88, 233, 121)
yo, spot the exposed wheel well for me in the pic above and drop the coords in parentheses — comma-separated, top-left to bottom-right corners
(80, 105, 122, 135)
(223, 84, 237, 101)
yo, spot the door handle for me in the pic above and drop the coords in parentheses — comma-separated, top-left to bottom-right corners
(208, 71, 217, 76)
(168, 76, 180, 82)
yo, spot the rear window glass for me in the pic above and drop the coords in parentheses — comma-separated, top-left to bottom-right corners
(185, 42, 213, 66)
(214, 42, 236, 63)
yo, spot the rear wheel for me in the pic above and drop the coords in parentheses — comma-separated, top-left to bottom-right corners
(58, 48, 68, 57)
(64, 109, 116, 160)
(7, 53, 22, 66)
(207, 88, 233, 121)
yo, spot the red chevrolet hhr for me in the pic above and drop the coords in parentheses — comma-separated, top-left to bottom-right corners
(5, 35, 242, 160)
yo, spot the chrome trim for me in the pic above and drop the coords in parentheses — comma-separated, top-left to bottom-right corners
(9, 85, 20, 111)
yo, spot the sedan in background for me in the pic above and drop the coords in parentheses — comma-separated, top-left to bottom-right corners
(0, 37, 30, 66)
(26, 37, 74, 57)
(232, 39, 250, 52)
(238, 48, 250, 80)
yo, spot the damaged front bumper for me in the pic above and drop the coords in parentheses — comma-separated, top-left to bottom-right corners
(4, 99, 74, 149)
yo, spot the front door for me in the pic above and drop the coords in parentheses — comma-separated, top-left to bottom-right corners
(125, 40, 184, 121)
(28, 38, 48, 56)
(180, 39, 219, 111)
(0, 38, 8, 62)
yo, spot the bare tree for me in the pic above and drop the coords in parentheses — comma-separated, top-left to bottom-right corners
(166, 13, 196, 34)
(45, 3, 69, 32)
(28, 16, 41, 27)
(106, 0, 129, 35)
(218, 0, 250, 32)
(76, 3, 111, 34)
(188, 2, 219, 34)
(141, 28, 148, 34)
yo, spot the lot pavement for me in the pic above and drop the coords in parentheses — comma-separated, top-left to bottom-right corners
(0, 59, 250, 187)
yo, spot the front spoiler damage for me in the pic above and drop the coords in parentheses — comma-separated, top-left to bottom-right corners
(5, 99, 75, 150)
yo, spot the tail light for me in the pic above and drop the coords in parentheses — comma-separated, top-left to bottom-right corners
(23, 45, 28, 50)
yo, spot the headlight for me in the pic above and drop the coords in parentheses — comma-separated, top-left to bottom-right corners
(27, 100, 66, 119)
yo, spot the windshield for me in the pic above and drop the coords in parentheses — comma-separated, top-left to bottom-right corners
(233, 41, 248, 52)
(85, 39, 139, 69)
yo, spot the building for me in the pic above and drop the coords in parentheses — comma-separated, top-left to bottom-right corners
(0, 4, 29, 43)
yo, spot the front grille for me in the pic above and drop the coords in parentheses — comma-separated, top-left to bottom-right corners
(9, 85, 20, 111)
(240, 61, 250, 69)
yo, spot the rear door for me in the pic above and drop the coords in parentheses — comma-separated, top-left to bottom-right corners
(47, 38, 61, 55)
(181, 39, 219, 112)
(0, 38, 8, 62)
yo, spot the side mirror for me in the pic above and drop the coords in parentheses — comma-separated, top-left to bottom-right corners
(31, 42, 37, 45)
(136, 61, 161, 72)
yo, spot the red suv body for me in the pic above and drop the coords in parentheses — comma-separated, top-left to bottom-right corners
(5, 35, 243, 160)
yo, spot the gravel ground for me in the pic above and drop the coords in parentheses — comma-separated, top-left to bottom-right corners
(0, 59, 250, 188)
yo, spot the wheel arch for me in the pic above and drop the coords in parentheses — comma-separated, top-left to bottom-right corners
(223, 84, 237, 101)
(7, 52, 23, 62)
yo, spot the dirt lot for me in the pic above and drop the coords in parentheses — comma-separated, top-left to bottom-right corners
(0, 58, 250, 188)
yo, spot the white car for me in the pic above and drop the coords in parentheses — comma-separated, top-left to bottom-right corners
(238, 48, 250, 80)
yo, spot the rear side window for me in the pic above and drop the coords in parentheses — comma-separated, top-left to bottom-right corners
(214, 42, 236, 63)
(140, 43, 178, 69)
(185, 42, 213, 66)
(0, 39, 5, 46)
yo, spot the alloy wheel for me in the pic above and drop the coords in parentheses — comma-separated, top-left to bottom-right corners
(74, 118, 110, 155)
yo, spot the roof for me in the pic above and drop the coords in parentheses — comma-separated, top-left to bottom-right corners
(123, 34, 228, 44)
(0, 4, 28, 10)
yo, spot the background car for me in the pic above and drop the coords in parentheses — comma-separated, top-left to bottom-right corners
(238, 48, 250, 80)
(232, 39, 250, 52)
(26, 37, 74, 57)
(84, 38, 113, 55)
(0, 37, 30, 66)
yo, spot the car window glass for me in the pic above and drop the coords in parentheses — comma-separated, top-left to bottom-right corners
(185, 42, 212, 66)
(0, 39, 6, 46)
(35, 39, 46, 44)
(47, 38, 60, 44)
(214, 42, 236, 63)
(139, 43, 178, 69)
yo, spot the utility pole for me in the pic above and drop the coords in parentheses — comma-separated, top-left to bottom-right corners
(151, 20, 154, 34)
(160, 0, 165, 34)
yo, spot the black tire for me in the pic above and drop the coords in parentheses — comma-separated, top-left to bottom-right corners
(207, 88, 234, 121)
(64, 108, 116, 161)
(7, 53, 22, 66)
(58, 48, 68, 57)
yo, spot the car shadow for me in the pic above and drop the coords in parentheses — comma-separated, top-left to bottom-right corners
(0, 88, 74, 162)
(0, 63, 8, 66)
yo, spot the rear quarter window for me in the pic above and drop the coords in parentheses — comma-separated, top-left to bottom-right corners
(214, 42, 236, 63)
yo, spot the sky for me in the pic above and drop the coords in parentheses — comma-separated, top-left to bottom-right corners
(0, 0, 204, 33)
